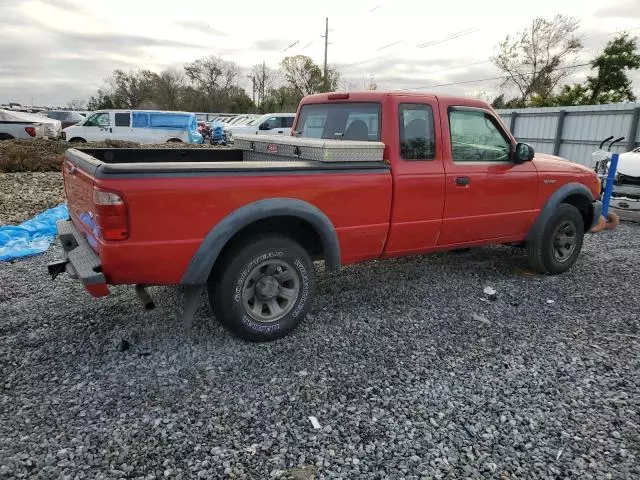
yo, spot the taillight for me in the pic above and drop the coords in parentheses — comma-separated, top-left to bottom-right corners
(24, 127, 36, 137)
(93, 188, 129, 241)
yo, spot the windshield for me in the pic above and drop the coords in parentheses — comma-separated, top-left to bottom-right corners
(295, 102, 381, 141)
(246, 116, 264, 126)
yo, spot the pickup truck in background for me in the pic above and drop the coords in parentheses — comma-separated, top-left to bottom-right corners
(224, 113, 296, 143)
(0, 109, 54, 140)
(49, 91, 602, 342)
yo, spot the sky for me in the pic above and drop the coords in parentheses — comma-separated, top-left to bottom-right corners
(1, 0, 640, 107)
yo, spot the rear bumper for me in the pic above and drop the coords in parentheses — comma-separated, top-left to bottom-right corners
(47, 219, 110, 297)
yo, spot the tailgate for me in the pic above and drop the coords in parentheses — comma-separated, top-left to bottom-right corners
(62, 150, 102, 249)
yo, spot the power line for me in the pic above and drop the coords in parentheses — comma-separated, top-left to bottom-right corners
(397, 62, 592, 91)
(281, 40, 299, 52)
(417, 28, 479, 48)
(377, 40, 405, 51)
(342, 28, 481, 69)
(582, 25, 640, 40)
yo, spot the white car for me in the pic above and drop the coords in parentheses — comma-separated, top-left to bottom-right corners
(225, 113, 295, 143)
(595, 146, 640, 222)
(63, 110, 203, 144)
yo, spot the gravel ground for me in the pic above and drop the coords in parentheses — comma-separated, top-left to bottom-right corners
(1, 225, 639, 479)
(0, 172, 64, 225)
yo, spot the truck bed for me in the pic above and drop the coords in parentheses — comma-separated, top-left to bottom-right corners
(69, 148, 389, 178)
(62, 147, 393, 286)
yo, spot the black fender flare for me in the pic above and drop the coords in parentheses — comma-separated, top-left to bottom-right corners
(525, 182, 594, 242)
(181, 198, 341, 285)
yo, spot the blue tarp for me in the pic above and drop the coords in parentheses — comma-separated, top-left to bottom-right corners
(0, 203, 69, 262)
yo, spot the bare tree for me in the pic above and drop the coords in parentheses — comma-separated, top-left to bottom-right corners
(491, 15, 583, 102)
(156, 68, 185, 110)
(67, 98, 86, 110)
(184, 56, 241, 94)
(184, 56, 224, 95)
(251, 63, 279, 105)
(109, 69, 159, 108)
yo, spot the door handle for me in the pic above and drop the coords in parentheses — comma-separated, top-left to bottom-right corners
(277, 130, 283, 134)
(455, 176, 470, 186)
(109, 127, 112, 133)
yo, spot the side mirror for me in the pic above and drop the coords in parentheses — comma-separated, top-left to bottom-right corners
(514, 142, 535, 163)
(259, 123, 270, 131)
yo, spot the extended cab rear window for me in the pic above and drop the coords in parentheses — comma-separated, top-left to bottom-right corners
(296, 102, 380, 141)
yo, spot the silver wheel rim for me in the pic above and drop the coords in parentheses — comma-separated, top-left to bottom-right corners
(241, 259, 300, 323)
(552, 220, 577, 263)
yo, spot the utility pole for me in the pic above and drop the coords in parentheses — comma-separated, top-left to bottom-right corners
(261, 62, 266, 104)
(247, 75, 256, 105)
(323, 17, 329, 80)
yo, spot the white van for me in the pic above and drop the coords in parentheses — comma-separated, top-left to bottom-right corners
(63, 110, 203, 144)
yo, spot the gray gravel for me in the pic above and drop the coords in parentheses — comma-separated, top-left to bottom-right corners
(0, 172, 64, 226)
(1, 224, 639, 479)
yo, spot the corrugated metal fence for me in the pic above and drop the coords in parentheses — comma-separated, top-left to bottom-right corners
(495, 103, 640, 166)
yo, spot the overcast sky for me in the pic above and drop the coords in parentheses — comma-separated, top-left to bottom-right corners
(1, 0, 640, 107)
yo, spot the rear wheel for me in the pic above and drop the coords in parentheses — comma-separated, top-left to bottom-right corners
(527, 203, 584, 274)
(208, 235, 315, 342)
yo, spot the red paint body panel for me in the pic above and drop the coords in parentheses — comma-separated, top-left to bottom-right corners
(94, 172, 392, 284)
(60, 91, 600, 291)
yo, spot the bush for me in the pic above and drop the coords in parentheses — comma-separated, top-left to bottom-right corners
(0, 141, 64, 173)
(0, 138, 220, 173)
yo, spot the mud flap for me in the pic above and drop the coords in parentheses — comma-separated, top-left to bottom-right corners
(182, 285, 203, 329)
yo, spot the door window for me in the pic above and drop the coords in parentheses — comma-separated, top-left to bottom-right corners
(449, 109, 510, 162)
(399, 104, 436, 160)
(84, 112, 110, 127)
(263, 117, 279, 129)
(114, 112, 130, 127)
(281, 116, 294, 128)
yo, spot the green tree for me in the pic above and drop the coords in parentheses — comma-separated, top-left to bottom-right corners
(261, 87, 300, 113)
(87, 89, 116, 110)
(491, 94, 526, 109)
(492, 15, 582, 103)
(528, 83, 589, 107)
(227, 86, 255, 113)
(586, 33, 640, 103)
(280, 55, 339, 98)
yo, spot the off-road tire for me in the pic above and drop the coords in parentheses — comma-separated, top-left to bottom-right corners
(526, 203, 584, 274)
(208, 234, 315, 342)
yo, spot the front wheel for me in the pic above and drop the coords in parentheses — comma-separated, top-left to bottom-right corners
(208, 235, 315, 342)
(526, 203, 584, 274)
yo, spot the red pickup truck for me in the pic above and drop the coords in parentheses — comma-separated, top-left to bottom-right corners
(49, 91, 602, 342)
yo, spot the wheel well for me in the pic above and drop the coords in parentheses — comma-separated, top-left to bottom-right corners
(0, 133, 15, 140)
(212, 216, 324, 276)
(562, 194, 593, 230)
(167, 138, 182, 143)
(68, 137, 86, 143)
